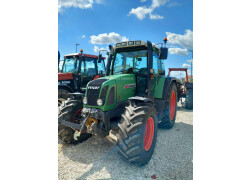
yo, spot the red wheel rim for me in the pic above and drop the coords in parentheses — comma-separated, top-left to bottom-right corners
(170, 91, 176, 120)
(144, 117, 155, 151)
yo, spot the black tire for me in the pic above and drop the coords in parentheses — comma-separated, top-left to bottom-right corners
(185, 84, 193, 110)
(58, 96, 91, 144)
(116, 102, 158, 165)
(158, 83, 177, 129)
(58, 88, 71, 106)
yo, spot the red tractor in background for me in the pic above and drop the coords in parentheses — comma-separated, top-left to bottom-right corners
(168, 68, 193, 109)
(58, 49, 106, 105)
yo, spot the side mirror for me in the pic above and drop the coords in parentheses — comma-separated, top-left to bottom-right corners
(159, 47, 168, 59)
(98, 54, 102, 63)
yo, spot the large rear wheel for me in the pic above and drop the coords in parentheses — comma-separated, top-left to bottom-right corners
(58, 97, 91, 144)
(116, 102, 158, 165)
(159, 83, 177, 129)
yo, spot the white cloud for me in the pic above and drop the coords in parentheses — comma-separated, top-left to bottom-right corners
(82, 35, 86, 38)
(166, 29, 193, 49)
(90, 32, 129, 45)
(170, 71, 187, 78)
(150, 14, 164, 19)
(187, 59, 193, 63)
(169, 48, 189, 55)
(167, 2, 181, 7)
(152, 0, 169, 8)
(128, 7, 153, 20)
(58, 0, 94, 12)
(93, 45, 108, 53)
(95, 0, 104, 4)
(129, 0, 170, 20)
(183, 63, 191, 68)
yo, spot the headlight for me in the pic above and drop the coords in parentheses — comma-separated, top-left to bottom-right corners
(83, 97, 87, 104)
(97, 99, 103, 106)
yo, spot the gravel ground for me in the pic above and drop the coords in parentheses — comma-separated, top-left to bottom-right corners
(58, 103, 193, 180)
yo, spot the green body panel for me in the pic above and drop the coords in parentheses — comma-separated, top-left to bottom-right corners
(115, 74, 136, 103)
(84, 74, 136, 111)
(153, 76, 166, 99)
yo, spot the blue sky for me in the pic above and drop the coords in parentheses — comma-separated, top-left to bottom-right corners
(58, 0, 193, 78)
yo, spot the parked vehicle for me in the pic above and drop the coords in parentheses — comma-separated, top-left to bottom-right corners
(58, 38, 182, 165)
(58, 50, 106, 105)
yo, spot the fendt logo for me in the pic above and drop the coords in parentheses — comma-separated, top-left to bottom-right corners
(88, 86, 100, 89)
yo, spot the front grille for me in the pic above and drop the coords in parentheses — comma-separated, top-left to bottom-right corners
(87, 79, 108, 106)
(107, 87, 115, 105)
(100, 85, 109, 104)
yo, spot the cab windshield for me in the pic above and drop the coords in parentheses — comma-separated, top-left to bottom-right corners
(62, 57, 79, 73)
(112, 50, 147, 75)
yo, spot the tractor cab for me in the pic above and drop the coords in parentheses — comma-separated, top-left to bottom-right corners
(107, 40, 168, 97)
(58, 50, 105, 102)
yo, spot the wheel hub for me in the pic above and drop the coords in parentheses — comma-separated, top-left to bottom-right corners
(170, 91, 176, 120)
(144, 117, 154, 151)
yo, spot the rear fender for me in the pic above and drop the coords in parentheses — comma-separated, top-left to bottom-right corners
(128, 96, 153, 104)
(162, 77, 179, 100)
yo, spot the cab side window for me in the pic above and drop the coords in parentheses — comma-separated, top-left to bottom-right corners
(152, 51, 163, 75)
(97, 60, 105, 74)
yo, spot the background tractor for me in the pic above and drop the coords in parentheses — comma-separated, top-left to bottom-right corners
(168, 68, 193, 109)
(58, 50, 106, 105)
(58, 39, 183, 165)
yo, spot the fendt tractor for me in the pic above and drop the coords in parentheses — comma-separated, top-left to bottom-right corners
(58, 49, 106, 105)
(58, 38, 182, 165)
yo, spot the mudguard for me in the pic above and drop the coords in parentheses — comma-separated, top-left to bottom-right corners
(162, 76, 179, 100)
(128, 96, 153, 104)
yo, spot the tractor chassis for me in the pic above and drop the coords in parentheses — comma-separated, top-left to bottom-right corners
(59, 107, 120, 137)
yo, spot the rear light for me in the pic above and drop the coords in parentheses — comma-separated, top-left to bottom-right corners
(93, 75, 100, 80)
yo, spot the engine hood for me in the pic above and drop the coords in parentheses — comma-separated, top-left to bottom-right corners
(85, 74, 136, 111)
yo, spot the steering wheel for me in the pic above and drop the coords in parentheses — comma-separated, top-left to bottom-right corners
(138, 68, 147, 74)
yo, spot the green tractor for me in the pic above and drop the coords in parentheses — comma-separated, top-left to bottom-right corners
(58, 39, 182, 165)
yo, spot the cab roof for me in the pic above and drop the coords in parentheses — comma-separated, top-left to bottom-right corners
(114, 40, 160, 51)
(64, 53, 105, 60)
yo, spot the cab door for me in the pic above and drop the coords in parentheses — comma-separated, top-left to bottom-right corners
(80, 58, 98, 91)
(149, 51, 164, 96)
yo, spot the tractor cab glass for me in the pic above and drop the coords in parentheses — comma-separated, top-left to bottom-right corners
(152, 51, 165, 75)
(112, 50, 147, 75)
(62, 57, 80, 73)
(80, 58, 105, 76)
(81, 58, 96, 76)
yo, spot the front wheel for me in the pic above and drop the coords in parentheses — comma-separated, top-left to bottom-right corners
(116, 102, 158, 165)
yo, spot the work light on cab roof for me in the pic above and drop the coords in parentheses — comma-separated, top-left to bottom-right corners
(116, 40, 145, 48)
